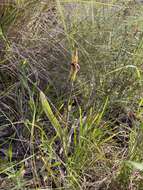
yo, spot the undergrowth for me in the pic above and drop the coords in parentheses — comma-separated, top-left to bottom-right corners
(0, 0, 143, 189)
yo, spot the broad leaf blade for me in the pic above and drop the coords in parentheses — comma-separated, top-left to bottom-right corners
(40, 91, 62, 138)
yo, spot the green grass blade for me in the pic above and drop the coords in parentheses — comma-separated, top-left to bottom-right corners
(127, 161, 143, 171)
(40, 91, 62, 138)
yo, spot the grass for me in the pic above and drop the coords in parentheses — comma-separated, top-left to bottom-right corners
(0, 0, 143, 189)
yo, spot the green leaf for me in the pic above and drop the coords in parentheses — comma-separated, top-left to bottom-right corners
(0, 26, 5, 40)
(8, 144, 13, 162)
(127, 161, 143, 171)
(40, 91, 62, 138)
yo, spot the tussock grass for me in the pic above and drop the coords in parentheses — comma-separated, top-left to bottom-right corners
(0, 0, 143, 189)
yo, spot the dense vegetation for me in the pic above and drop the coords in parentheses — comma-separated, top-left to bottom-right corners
(0, 0, 143, 189)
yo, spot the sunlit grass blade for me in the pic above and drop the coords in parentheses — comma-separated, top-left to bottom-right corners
(40, 91, 62, 138)
(127, 161, 143, 171)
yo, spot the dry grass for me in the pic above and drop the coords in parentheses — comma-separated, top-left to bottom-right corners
(0, 0, 143, 190)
